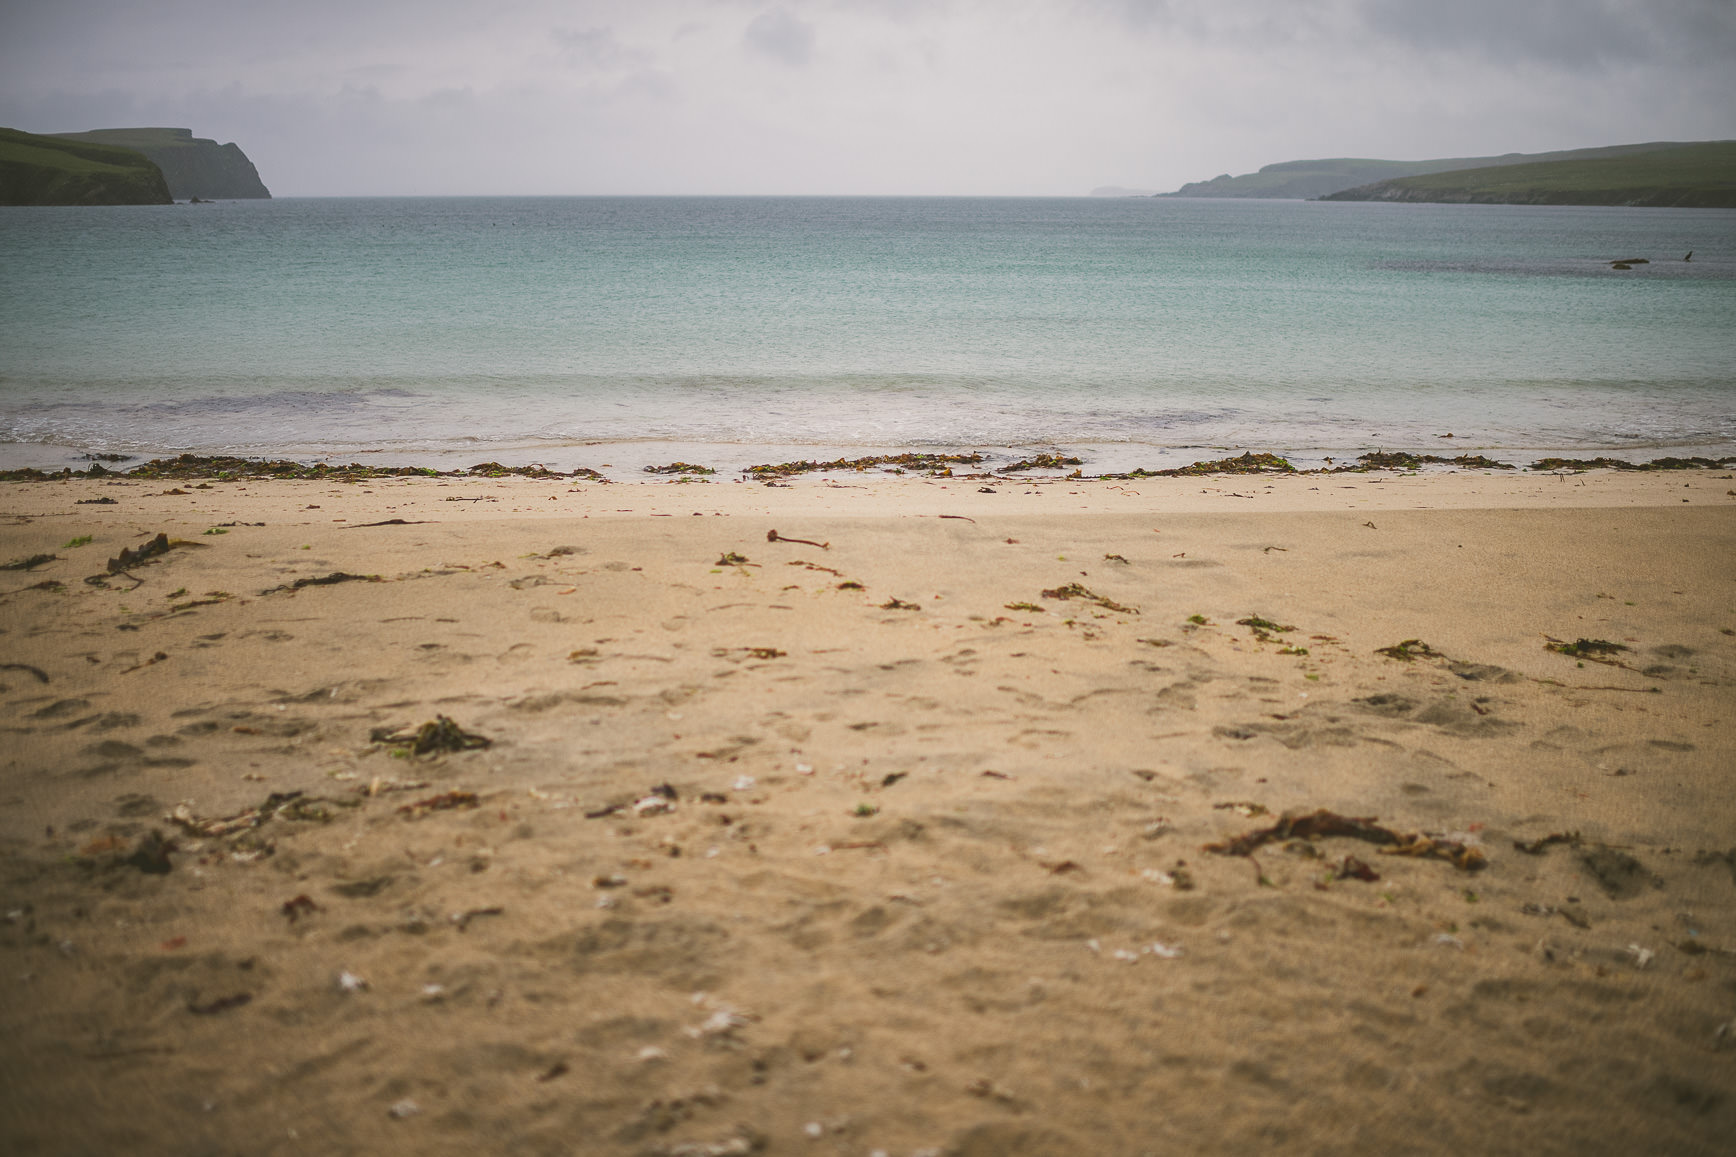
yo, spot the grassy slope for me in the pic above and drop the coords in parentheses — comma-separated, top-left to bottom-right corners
(0, 127, 172, 205)
(1322, 141, 1736, 207)
(1164, 141, 1709, 200)
(54, 128, 271, 199)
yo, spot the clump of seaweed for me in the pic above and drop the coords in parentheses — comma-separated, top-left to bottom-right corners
(262, 572, 380, 595)
(1375, 639, 1442, 662)
(999, 454, 1083, 473)
(467, 462, 568, 479)
(1529, 455, 1736, 472)
(371, 715, 492, 756)
(1329, 451, 1516, 473)
(1, 553, 57, 571)
(1236, 615, 1295, 642)
(1039, 583, 1138, 615)
(1108, 452, 1296, 478)
(107, 532, 176, 574)
(0, 455, 615, 484)
(1544, 637, 1633, 668)
(1206, 808, 1486, 871)
(125, 455, 443, 481)
(644, 462, 715, 475)
(743, 453, 985, 478)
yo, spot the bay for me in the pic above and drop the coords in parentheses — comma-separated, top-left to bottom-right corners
(1, 196, 1731, 472)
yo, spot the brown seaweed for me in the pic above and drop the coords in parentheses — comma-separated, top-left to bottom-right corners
(1, 553, 58, 571)
(1529, 455, 1736, 472)
(108, 533, 174, 573)
(263, 572, 381, 595)
(1514, 831, 1582, 855)
(743, 452, 984, 478)
(1206, 808, 1487, 871)
(372, 716, 492, 756)
(1039, 583, 1138, 615)
(644, 462, 716, 475)
(767, 529, 828, 549)
(999, 454, 1083, 473)
(396, 790, 481, 817)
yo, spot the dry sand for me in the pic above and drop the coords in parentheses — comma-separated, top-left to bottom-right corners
(1, 467, 1733, 1156)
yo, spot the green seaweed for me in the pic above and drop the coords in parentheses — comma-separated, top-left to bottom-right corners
(1236, 615, 1295, 638)
(1375, 639, 1442, 662)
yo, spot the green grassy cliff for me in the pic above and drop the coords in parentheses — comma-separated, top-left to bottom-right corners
(1162, 141, 1727, 201)
(1162, 156, 1515, 199)
(0, 127, 173, 206)
(1318, 141, 1736, 208)
(51, 128, 270, 200)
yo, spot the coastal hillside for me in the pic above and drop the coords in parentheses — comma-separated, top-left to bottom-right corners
(1162, 141, 1719, 201)
(0, 127, 172, 205)
(51, 127, 270, 200)
(1320, 141, 1736, 208)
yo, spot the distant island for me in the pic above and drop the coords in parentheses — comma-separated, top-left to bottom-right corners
(51, 128, 270, 200)
(1, 126, 268, 205)
(0, 127, 172, 205)
(1161, 140, 1736, 207)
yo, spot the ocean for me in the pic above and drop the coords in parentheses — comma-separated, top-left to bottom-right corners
(1, 196, 1732, 474)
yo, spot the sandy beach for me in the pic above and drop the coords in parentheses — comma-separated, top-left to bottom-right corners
(2, 464, 1733, 1156)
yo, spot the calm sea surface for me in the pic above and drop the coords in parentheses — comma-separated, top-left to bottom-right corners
(2, 196, 1732, 472)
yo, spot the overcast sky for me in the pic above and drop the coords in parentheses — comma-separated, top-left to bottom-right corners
(3, 0, 1732, 195)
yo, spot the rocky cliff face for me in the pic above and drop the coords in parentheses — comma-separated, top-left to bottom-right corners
(51, 128, 270, 200)
(0, 127, 173, 206)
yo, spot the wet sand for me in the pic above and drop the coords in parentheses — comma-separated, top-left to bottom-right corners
(2, 468, 1733, 1156)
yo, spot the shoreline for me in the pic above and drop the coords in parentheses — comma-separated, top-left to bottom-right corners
(4, 445, 1735, 487)
(2, 471, 1733, 1154)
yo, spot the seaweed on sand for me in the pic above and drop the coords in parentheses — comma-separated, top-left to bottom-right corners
(1039, 583, 1138, 615)
(998, 454, 1083, 473)
(644, 462, 716, 475)
(1544, 637, 1634, 668)
(743, 453, 985, 478)
(1236, 615, 1295, 642)
(1330, 451, 1515, 472)
(371, 715, 493, 756)
(1375, 639, 1442, 662)
(1529, 455, 1736, 472)
(1206, 808, 1486, 871)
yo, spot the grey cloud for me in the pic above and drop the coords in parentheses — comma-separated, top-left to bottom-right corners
(551, 26, 651, 71)
(1358, 0, 1736, 69)
(1093, 0, 1736, 68)
(744, 8, 817, 66)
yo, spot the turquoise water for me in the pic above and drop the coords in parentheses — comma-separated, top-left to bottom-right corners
(1, 196, 1732, 472)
